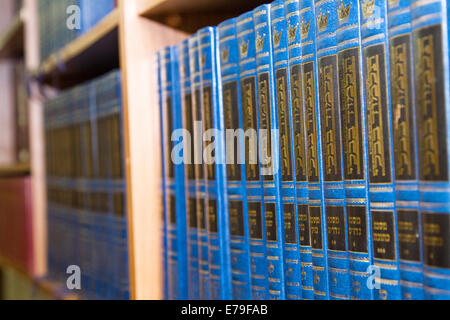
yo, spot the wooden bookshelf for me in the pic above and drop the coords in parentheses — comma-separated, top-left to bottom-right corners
(7, 0, 275, 300)
(119, 0, 187, 300)
(0, 12, 24, 60)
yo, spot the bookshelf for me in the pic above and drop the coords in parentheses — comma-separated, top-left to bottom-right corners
(0, 0, 274, 300)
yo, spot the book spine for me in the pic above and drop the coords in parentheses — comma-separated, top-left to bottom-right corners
(411, 0, 450, 300)
(89, 79, 102, 299)
(162, 46, 188, 299)
(285, 0, 312, 301)
(87, 80, 97, 300)
(198, 26, 233, 300)
(314, 0, 350, 300)
(218, 18, 253, 300)
(270, 0, 302, 300)
(285, 0, 314, 300)
(179, 39, 200, 300)
(236, 12, 269, 300)
(93, 74, 108, 299)
(387, 0, 425, 300)
(299, 0, 330, 300)
(335, 0, 374, 300)
(171, 46, 189, 300)
(253, 3, 287, 300)
(360, 0, 402, 300)
(112, 71, 129, 300)
(189, 33, 211, 300)
(157, 50, 170, 300)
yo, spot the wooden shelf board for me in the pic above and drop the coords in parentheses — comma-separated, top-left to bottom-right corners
(0, 163, 31, 178)
(138, 0, 271, 17)
(35, 8, 120, 89)
(0, 13, 24, 60)
(137, 0, 272, 33)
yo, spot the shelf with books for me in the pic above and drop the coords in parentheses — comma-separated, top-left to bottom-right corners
(0, 12, 24, 60)
(0, 163, 30, 178)
(35, 8, 120, 89)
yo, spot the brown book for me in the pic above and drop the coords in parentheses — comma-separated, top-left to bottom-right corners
(13, 62, 29, 164)
(0, 62, 16, 166)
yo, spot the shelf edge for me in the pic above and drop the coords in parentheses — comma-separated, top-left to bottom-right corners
(0, 13, 24, 59)
(0, 163, 31, 178)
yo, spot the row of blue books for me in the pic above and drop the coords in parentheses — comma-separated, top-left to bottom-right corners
(38, 0, 116, 62)
(44, 70, 129, 300)
(158, 0, 450, 300)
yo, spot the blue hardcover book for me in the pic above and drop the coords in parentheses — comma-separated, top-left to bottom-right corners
(387, 0, 425, 300)
(75, 82, 94, 299)
(360, 0, 402, 300)
(157, 50, 170, 300)
(335, 0, 374, 300)
(253, 3, 287, 300)
(87, 78, 100, 300)
(270, 0, 303, 300)
(178, 39, 200, 300)
(198, 26, 233, 300)
(236, 12, 269, 300)
(99, 70, 129, 300)
(299, 0, 330, 300)
(285, 0, 315, 300)
(91, 75, 113, 299)
(93, 73, 112, 299)
(161, 46, 189, 300)
(217, 18, 254, 300)
(188, 33, 210, 300)
(411, 0, 450, 300)
(113, 72, 130, 300)
(80, 0, 115, 31)
(314, 0, 350, 300)
(44, 94, 59, 282)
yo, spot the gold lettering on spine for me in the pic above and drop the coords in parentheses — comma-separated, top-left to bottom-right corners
(277, 74, 292, 178)
(243, 79, 258, 179)
(223, 85, 236, 178)
(320, 62, 338, 176)
(341, 54, 361, 176)
(366, 54, 386, 178)
(392, 42, 412, 177)
(259, 74, 273, 176)
(304, 65, 319, 181)
(291, 68, 307, 179)
(203, 88, 214, 179)
(417, 35, 440, 178)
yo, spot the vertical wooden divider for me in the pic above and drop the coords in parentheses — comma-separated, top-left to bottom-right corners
(118, 0, 187, 300)
(24, 0, 46, 278)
